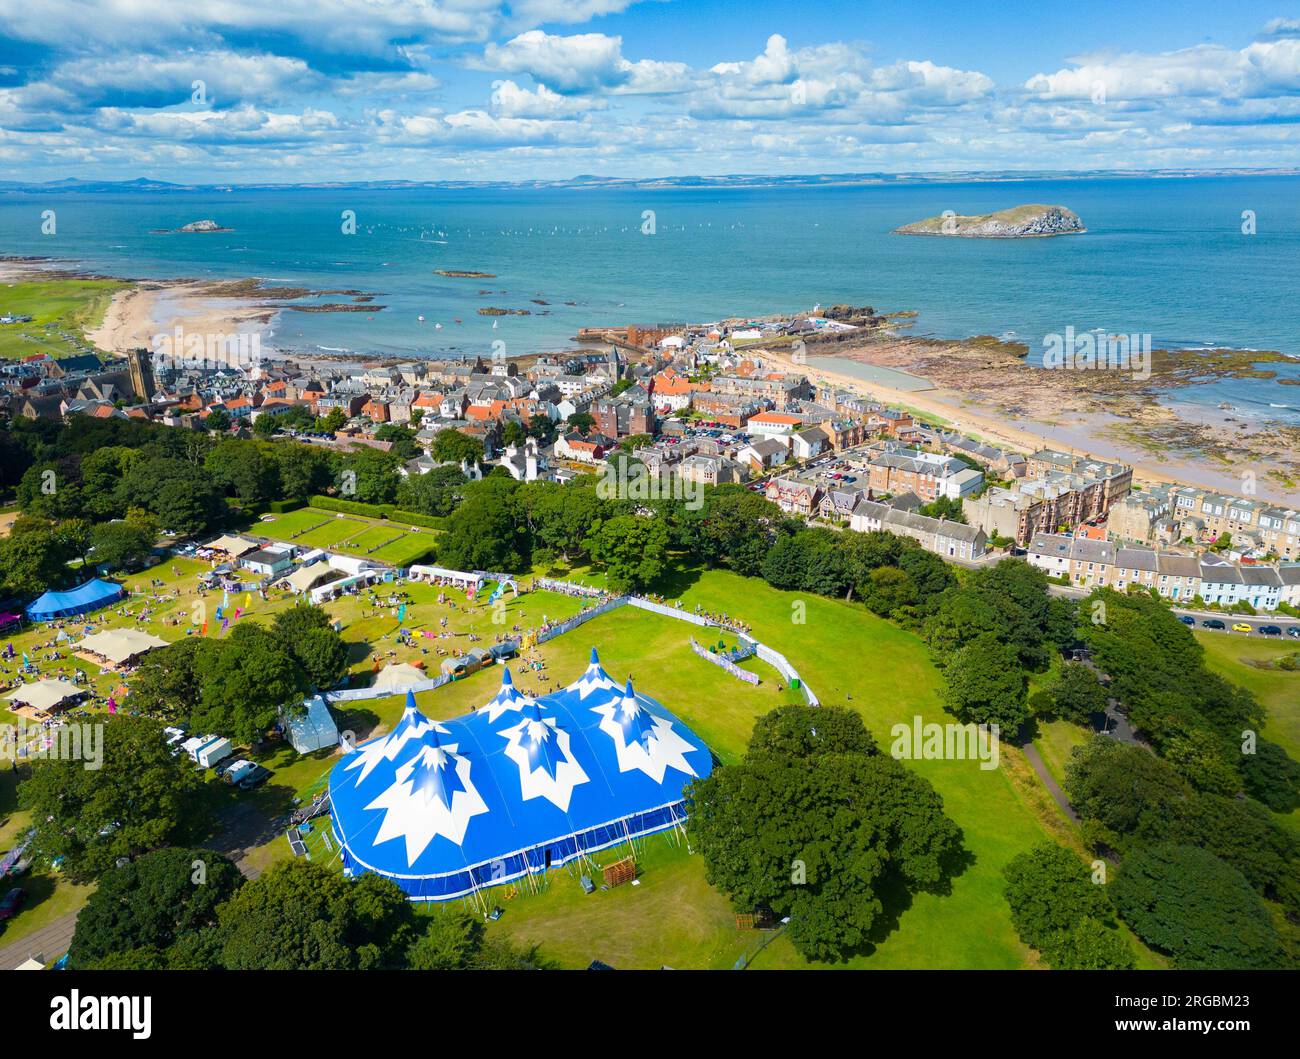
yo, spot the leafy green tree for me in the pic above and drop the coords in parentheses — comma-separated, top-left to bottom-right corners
(526, 413, 557, 445)
(70, 847, 244, 968)
(217, 860, 413, 970)
(205, 408, 232, 432)
(585, 514, 669, 592)
(1112, 844, 1284, 969)
(271, 604, 349, 689)
(429, 428, 483, 465)
(500, 419, 527, 449)
(192, 623, 304, 743)
(396, 464, 466, 517)
(1041, 916, 1135, 970)
(272, 443, 334, 500)
(18, 717, 210, 883)
(90, 518, 155, 572)
(0, 519, 74, 595)
(923, 588, 1005, 660)
(566, 412, 595, 436)
(1064, 737, 1189, 848)
(689, 706, 962, 962)
(1002, 843, 1115, 953)
(374, 424, 419, 460)
(340, 446, 401, 505)
(941, 633, 1028, 732)
(1241, 740, 1300, 813)
(1045, 662, 1109, 724)
(204, 439, 277, 505)
(437, 485, 527, 572)
(79, 446, 141, 519)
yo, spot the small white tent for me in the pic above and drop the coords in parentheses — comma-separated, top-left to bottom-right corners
(283, 695, 339, 754)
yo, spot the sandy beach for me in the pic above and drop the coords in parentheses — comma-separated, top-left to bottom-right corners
(84, 280, 278, 357)
(765, 345, 1300, 506)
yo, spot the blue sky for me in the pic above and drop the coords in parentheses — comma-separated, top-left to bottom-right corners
(1, 1, 1298, 182)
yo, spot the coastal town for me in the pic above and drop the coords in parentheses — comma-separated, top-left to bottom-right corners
(5, 306, 1298, 623)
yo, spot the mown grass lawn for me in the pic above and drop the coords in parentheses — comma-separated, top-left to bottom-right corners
(0, 278, 127, 360)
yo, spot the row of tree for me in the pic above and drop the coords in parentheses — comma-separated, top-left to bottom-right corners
(69, 850, 543, 970)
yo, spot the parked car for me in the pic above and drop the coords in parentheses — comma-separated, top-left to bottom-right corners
(223, 759, 255, 784)
(1202, 619, 1226, 630)
(1178, 615, 1196, 626)
(1231, 622, 1253, 633)
(0, 887, 25, 922)
(1287, 626, 1300, 639)
(1258, 625, 1282, 636)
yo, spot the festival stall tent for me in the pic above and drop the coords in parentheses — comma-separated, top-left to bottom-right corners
(5, 678, 86, 714)
(329, 649, 712, 900)
(25, 579, 124, 621)
(283, 695, 340, 754)
(75, 628, 168, 666)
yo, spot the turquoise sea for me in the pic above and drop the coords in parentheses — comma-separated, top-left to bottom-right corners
(1, 175, 1298, 421)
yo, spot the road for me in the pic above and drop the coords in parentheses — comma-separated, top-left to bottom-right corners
(1046, 583, 1300, 639)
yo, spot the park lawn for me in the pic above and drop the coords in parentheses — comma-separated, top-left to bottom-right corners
(1195, 631, 1300, 759)
(0, 278, 127, 360)
(1035, 718, 1090, 791)
(1195, 630, 1300, 836)
(370, 534, 437, 566)
(672, 567, 1051, 969)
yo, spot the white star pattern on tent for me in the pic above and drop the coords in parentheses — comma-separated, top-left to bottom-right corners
(500, 702, 590, 812)
(566, 647, 623, 701)
(363, 732, 488, 864)
(343, 692, 448, 786)
(477, 666, 535, 723)
(592, 679, 699, 784)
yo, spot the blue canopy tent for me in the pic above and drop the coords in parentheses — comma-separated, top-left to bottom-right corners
(330, 649, 713, 901)
(26, 578, 125, 622)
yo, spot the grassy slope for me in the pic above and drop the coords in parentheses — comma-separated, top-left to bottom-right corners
(0, 279, 127, 360)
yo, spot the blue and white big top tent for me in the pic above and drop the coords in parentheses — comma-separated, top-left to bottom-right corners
(329, 648, 713, 901)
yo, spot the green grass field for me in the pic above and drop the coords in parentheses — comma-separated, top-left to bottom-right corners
(0, 278, 127, 360)
(255, 508, 438, 566)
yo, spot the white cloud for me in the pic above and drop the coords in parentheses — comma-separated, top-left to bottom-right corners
(480, 30, 689, 94)
(490, 79, 600, 117)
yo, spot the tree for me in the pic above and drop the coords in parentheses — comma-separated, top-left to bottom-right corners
(0, 519, 74, 595)
(204, 440, 277, 505)
(18, 717, 210, 883)
(192, 623, 304, 743)
(526, 413, 557, 446)
(689, 706, 962, 962)
(923, 588, 1005, 660)
(128, 637, 209, 723)
(1064, 737, 1189, 848)
(374, 424, 419, 460)
(941, 633, 1028, 732)
(118, 456, 223, 537)
(566, 412, 595, 436)
(1241, 740, 1300, 813)
(70, 847, 244, 969)
(1112, 844, 1284, 969)
(217, 860, 413, 970)
(340, 446, 401, 505)
(438, 487, 527, 572)
(205, 408, 232, 433)
(1045, 662, 1108, 724)
(917, 495, 966, 523)
(585, 514, 669, 592)
(1041, 916, 1135, 970)
(271, 604, 349, 689)
(90, 518, 155, 572)
(397, 464, 466, 517)
(500, 419, 527, 449)
(272, 443, 334, 501)
(1002, 842, 1123, 966)
(429, 428, 483, 465)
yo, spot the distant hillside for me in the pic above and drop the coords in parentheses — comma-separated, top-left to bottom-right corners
(894, 204, 1085, 238)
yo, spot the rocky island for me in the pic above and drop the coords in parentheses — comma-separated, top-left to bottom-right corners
(893, 204, 1084, 238)
(152, 219, 233, 234)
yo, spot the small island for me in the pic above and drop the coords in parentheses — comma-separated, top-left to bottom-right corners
(152, 219, 233, 234)
(894, 204, 1084, 238)
(435, 269, 496, 278)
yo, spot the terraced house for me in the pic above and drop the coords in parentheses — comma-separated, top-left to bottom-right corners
(1026, 533, 1300, 610)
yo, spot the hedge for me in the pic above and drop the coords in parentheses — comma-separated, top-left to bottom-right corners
(307, 495, 445, 530)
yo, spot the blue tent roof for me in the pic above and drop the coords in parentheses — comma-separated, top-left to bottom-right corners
(25, 578, 124, 622)
(329, 651, 713, 900)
